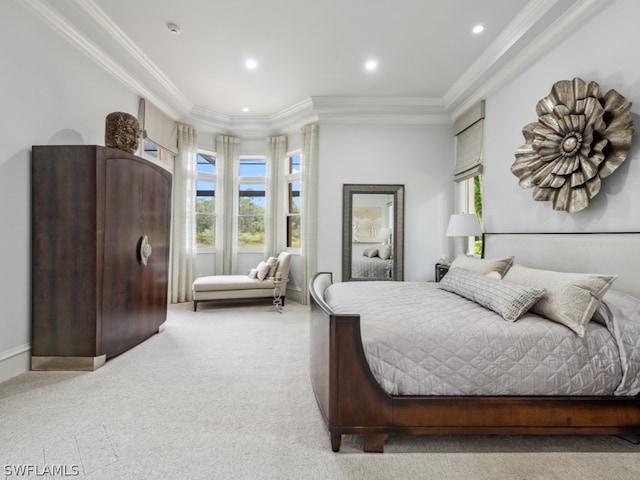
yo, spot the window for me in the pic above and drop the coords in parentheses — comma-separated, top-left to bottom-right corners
(285, 153, 301, 249)
(143, 139, 158, 159)
(471, 175, 483, 255)
(238, 157, 266, 248)
(457, 175, 483, 255)
(453, 100, 484, 256)
(141, 138, 174, 167)
(194, 149, 301, 255)
(196, 152, 216, 249)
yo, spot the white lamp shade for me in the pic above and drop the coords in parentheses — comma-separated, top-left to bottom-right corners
(446, 214, 482, 237)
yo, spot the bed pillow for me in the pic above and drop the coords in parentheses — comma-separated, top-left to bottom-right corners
(255, 261, 271, 281)
(449, 254, 514, 278)
(248, 268, 258, 279)
(363, 247, 378, 258)
(503, 264, 617, 337)
(438, 267, 546, 322)
(378, 245, 392, 260)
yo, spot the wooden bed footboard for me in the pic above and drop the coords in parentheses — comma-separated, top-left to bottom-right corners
(309, 272, 640, 453)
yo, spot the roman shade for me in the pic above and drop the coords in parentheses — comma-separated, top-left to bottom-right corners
(454, 100, 485, 182)
(138, 98, 178, 155)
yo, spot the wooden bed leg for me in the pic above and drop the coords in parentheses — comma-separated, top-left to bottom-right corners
(331, 433, 342, 452)
(363, 434, 387, 453)
(193, 301, 197, 312)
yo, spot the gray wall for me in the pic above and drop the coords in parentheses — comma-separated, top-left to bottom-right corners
(3, 0, 640, 382)
(483, 0, 640, 234)
(194, 122, 455, 287)
(0, 1, 140, 381)
(316, 123, 454, 282)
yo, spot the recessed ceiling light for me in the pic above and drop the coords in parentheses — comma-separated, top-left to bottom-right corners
(472, 24, 484, 34)
(242, 107, 249, 112)
(365, 59, 378, 72)
(167, 23, 181, 35)
(245, 59, 258, 70)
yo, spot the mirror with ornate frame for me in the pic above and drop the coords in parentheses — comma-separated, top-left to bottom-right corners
(342, 184, 404, 281)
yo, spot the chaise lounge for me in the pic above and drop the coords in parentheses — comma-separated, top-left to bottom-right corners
(192, 252, 292, 311)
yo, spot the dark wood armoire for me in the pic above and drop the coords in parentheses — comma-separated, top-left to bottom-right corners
(31, 145, 172, 370)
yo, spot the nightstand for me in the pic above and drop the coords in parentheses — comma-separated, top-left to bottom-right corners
(435, 264, 450, 282)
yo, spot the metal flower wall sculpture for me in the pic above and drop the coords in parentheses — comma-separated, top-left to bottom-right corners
(512, 78, 634, 212)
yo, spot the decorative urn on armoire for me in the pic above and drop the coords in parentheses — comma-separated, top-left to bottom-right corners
(105, 111, 141, 154)
(31, 145, 172, 370)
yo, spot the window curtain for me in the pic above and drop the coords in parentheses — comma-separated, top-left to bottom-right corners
(216, 135, 241, 275)
(265, 135, 287, 256)
(170, 124, 198, 303)
(454, 100, 485, 182)
(299, 123, 319, 305)
(138, 98, 179, 155)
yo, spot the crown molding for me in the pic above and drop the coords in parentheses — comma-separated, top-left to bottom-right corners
(311, 97, 444, 108)
(190, 103, 318, 138)
(190, 96, 448, 135)
(270, 97, 315, 122)
(316, 113, 452, 125)
(21, 0, 452, 132)
(310, 97, 450, 125)
(449, 0, 613, 120)
(20, 0, 183, 120)
(443, 0, 560, 110)
(20, 0, 611, 135)
(74, 0, 193, 115)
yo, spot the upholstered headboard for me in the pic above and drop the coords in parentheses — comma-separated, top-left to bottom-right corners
(483, 233, 640, 299)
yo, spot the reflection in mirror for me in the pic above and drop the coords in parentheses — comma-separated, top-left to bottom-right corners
(342, 184, 404, 281)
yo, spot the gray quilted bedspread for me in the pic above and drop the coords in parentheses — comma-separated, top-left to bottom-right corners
(351, 256, 392, 279)
(324, 281, 640, 396)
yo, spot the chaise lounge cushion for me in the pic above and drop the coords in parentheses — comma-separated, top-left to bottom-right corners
(193, 275, 276, 292)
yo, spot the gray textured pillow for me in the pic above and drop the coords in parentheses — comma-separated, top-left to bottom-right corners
(438, 267, 546, 322)
(449, 255, 514, 278)
(503, 264, 617, 337)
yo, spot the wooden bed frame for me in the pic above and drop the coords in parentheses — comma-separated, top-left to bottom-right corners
(309, 233, 640, 452)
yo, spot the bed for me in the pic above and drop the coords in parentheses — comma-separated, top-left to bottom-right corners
(351, 254, 393, 279)
(309, 233, 640, 452)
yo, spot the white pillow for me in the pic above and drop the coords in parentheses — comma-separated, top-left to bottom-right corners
(255, 261, 271, 281)
(265, 256, 279, 278)
(248, 268, 258, 279)
(378, 245, 392, 260)
(503, 264, 617, 337)
(438, 267, 546, 322)
(449, 255, 514, 278)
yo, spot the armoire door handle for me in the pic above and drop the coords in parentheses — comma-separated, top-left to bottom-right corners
(138, 235, 153, 266)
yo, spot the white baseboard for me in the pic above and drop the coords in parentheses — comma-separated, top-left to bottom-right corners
(0, 343, 31, 384)
(285, 287, 302, 304)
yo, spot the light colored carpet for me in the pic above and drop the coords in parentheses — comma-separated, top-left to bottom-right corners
(1, 301, 639, 480)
